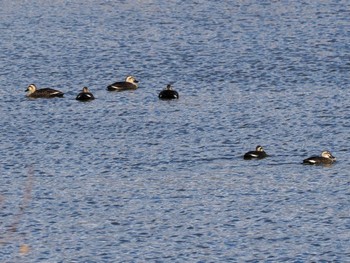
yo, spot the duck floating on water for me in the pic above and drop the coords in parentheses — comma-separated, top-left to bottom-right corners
(158, 84, 179, 100)
(243, 145, 268, 160)
(76, 87, 95, 101)
(25, 84, 64, 98)
(303, 150, 336, 165)
(107, 76, 139, 91)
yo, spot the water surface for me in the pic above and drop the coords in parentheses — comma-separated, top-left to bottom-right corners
(0, 1, 349, 262)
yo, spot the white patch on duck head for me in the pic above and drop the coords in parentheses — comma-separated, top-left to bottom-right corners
(82, 87, 90, 93)
(125, 76, 138, 84)
(256, 145, 264, 152)
(321, 150, 335, 160)
(26, 84, 37, 94)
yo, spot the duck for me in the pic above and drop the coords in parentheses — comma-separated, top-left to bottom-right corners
(76, 87, 95, 101)
(107, 75, 139, 91)
(303, 150, 336, 165)
(158, 84, 179, 100)
(243, 145, 268, 160)
(25, 84, 64, 98)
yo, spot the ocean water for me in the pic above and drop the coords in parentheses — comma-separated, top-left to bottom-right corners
(0, 1, 349, 262)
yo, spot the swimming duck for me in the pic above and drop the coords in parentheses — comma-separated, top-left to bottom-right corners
(25, 84, 64, 98)
(107, 76, 139, 91)
(243, 145, 268, 160)
(158, 84, 179, 100)
(303, 150, 336, 165)
(76, 87, 95, 101)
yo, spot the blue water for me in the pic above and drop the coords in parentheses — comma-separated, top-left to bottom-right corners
(1, 1, 349, 262)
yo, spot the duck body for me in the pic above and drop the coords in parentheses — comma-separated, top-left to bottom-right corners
(26, 84, 64, 98)
(158, 84, 179, 100)
(107, 76, 139, 91)
(303, 151, 336, 165)
(76, 87, 95, 101)
(243, 145, 268, 160)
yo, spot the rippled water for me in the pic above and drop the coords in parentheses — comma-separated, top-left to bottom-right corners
(1, 1, 349, 262)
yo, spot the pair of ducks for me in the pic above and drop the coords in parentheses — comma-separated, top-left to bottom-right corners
(107, 77, 179, 99)
(25, 76, 179, 100)
(244, 146, 336, 165)
(26, 84, 95, 101)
